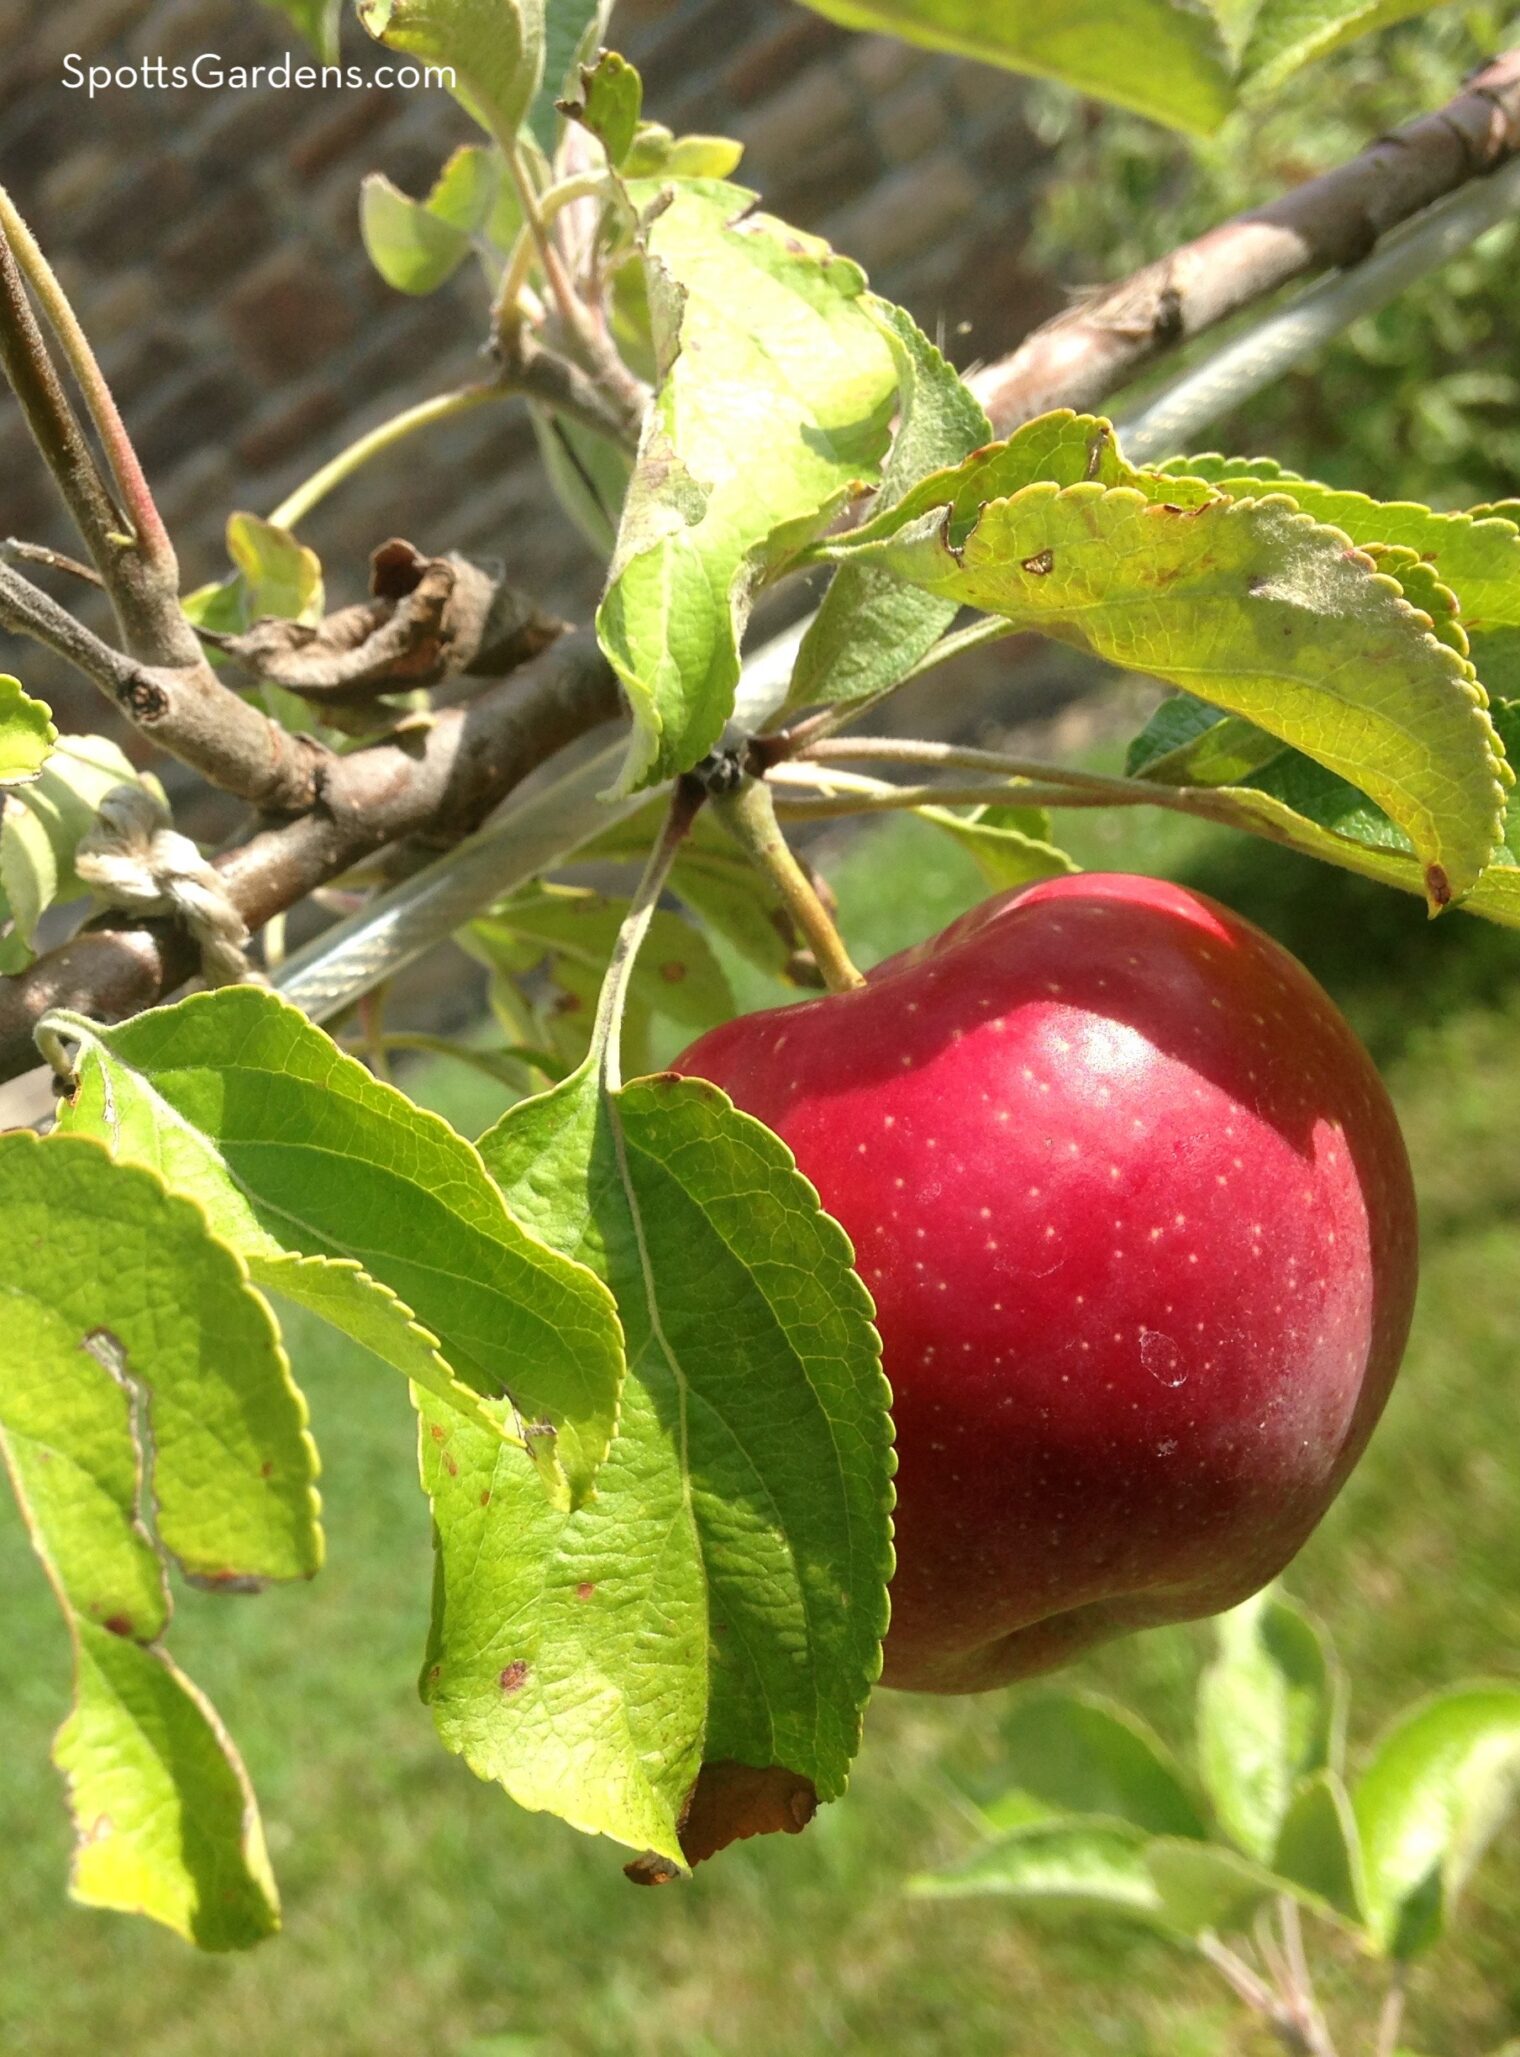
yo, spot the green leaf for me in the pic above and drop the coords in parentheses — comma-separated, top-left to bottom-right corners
(561, 48, 642, 167)
(790, 0, 1454, 133)
(1198, 1588, 1344, 1862)
(1354, 1683, 1520, 1959)
(0, 732, 160, 957)
(622, 125, 744, 181)
(225, 512, 324, 625)
(466, 882, 735, 1074)
(255, 1252, 509, 1445)
(48, 987, 624, 1510)
(1156, 456, 1520, 634)
(529, 0, 613, 153)
(915, 803, 1078, 891)
(788, 298, 991, 710)
(1237, 1, 1457, 98)
(255, 0, 340, 61)
(528, 405, 632, 555)
(422, 1065, 893, 1868)
(0, 1130, 321, 1946)
(791, 0, 1234, 135)
(1274, 1769, 1368, 1928)
(358, 0, 546, 150)
(0, 674, 55, 786)
(1144, 1837, 1328, 1937)
(909, 1819, 1174, 1926)
(597, 179, 898, 791)
(994, 1690, 1208, 1839)
(840, 481, 1508, 908)
(360, 145, 502, 295)
(1127, 697, 1520, 931)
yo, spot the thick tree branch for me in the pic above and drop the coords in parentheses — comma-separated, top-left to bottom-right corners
(0, 561, 326, 811)
(971, 47, 1520, 433)
(0, 632, 621, 1082)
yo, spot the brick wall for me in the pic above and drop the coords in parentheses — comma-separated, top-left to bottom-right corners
(0, 0, 1065, 731)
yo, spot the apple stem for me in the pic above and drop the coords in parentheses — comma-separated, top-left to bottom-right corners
(712, 775, 866, 995)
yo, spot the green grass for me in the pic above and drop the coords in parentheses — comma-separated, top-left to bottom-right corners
(4, 806, 1520, 2056)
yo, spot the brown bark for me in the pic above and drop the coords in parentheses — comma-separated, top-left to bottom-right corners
(970, 47, 1520, 433)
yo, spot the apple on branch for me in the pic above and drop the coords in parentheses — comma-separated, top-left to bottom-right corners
(674, 874, 1417, 1693)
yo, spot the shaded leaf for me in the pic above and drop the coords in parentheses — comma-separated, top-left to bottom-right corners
(416, 1065, 893, 1870)
(562, 48, 642, 167)
(255, 0, 341, 60)
(598, 178, 898, 790)
(466, 882, 735, 1074)
(1145, 1837, 1329, 1936)
(567, 800, 800, 978)
(1, 732, 159, 958)
(1354, 1683, 1520, 1959)
(361, 178, 469, 298)
(917, 803, 1077, 891)
(1274, 1769, 1368, 1928)
(995, 1690, 1207, 1839)
(530, 0, 613, 153)
(48, 987, 623, 1508)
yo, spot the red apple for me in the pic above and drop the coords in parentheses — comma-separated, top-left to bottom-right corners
(672, 872, 1417, 1693)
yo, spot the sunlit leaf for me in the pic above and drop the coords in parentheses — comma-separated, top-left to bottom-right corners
(0, 1130, 320, 1946)
(357, 0, 545, 148)
(788, 298, 991, 710)
(1354, 1683, 1520, 1959)
(909, 1819, 1174, 1925)
(1197, 1587, 1343, 1861)
(834, 480, 1508, 907)
(598, 179, 898, 790)
(0, 674, 54, 787)
(418, 1065, 893, 1870)
(48, 988, 623, 1508)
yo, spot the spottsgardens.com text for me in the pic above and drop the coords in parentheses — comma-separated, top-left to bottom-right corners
(61, 54, 458, 97)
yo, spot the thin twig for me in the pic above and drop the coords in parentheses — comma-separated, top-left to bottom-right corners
(268, 384, 512, 532)
(0, 186, 174, 578)
(0, 560, 322, 810)
(3, 538, 103, 586)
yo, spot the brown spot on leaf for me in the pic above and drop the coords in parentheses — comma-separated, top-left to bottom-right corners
(658, 960, 689, 984)
(260, 1461, 274, 1479)
(102, 1614, 134, 1638)
(480, 1489, 492, 1508)
(624, 1760, 819, 1883)
(1426, 863, 1452, 908)
(429, 1423, 447, 1443)
(575, 1582, 596, 1601)
(1020, 548, 1054, 576)
(443, 1453, 459, 1477)
(498, 1661, 530, 1694)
